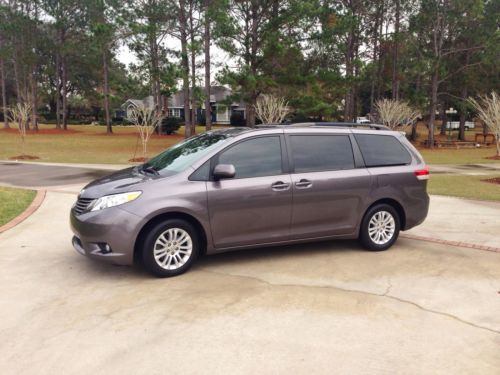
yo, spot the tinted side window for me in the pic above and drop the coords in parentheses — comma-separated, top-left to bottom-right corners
(290, 135, 355, 173)
(218, 136, 282, 179)
(354, 135, 412, 167)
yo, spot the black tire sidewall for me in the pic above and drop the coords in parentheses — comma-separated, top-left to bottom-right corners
(360, 204, 400, 251)
(142, 219, 199, 277)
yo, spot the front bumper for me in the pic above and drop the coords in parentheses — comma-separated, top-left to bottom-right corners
(70, 206, 145, 266)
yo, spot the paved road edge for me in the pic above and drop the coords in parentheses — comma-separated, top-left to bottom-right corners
(0, 190, 46, 234)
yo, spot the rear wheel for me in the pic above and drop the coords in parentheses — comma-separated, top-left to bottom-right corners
(359, 204, 400, 251)
(142, 219, 199, 277)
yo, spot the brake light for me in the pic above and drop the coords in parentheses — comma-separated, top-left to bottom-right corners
(415, 166, 430, 180)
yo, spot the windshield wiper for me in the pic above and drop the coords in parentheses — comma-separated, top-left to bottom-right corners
(140, 165, 159, 176)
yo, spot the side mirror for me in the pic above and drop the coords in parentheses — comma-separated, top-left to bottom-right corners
(213, 164, 236, 180)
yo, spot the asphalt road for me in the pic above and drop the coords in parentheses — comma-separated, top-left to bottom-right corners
(0, 162, 111, 187)
(0, 162, 499, 374)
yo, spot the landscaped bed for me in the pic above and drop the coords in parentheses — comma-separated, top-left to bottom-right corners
(0, 187, 36, 227)
(428, 174, 500, 202)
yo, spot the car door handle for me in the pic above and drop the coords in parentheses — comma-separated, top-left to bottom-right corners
(271, 181, 290, 191)
(295, 179, 312, 188)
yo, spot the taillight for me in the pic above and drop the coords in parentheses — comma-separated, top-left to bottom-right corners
(415, 166, 430, 180)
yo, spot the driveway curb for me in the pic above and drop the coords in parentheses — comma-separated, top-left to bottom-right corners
(0, 189, 46, 234)
(401, 233, 500, 254)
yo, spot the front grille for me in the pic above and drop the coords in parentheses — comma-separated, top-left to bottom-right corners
(74, 197, 95, 215)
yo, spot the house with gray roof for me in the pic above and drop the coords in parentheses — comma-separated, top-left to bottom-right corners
(122, 86, 246, 125)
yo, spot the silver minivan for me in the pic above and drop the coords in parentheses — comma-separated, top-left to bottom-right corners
(71, 124, 429, 277)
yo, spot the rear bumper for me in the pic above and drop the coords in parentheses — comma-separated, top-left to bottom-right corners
(70, 206, 144, 266)
(404, 192, 430, 230)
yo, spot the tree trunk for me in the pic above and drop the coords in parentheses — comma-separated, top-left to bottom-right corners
(62, 54, 68, 130)
(31, 71, 38, 131)
(427, 68, 439, 149)
(189, 2, 197, 133)
(204, 0, 212, 131)
(458, 51, 470, 141)
(179, 0, 192, 138)
(391, 0, 400, 100)
(55, 53, 62, 129)
(103, 49, 112, 134)
(411, 122, 418, 141)
(1, 57, 9, 129)
(246, 99, 256, 128)
(440, 104, 447, 136)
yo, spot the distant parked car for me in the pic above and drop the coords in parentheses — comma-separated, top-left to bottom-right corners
(446, 121, 475, 130)
(356, 117, 370, 124)
(71, 123, 429, 277)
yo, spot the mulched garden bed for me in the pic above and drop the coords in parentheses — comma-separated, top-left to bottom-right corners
(481, 177, 500, 185)
(9, 155, 40, 160)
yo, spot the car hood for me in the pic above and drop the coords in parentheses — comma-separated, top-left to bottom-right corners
(79, 167, 150, 198)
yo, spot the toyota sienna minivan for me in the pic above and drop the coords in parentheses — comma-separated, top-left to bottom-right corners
(71, 123, 429, 277)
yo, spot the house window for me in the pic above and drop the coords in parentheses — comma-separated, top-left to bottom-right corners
(168, 108, 181, 118)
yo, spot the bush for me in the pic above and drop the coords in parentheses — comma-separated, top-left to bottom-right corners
(230, 112, 246, 127)
(161, 117, 181, 135)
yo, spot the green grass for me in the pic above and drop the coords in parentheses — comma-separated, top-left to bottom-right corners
(428, 174, 500, 201)
(0, 124, 220, 164)
(419, 148, 498, 165)
(0, 187, 36, 226)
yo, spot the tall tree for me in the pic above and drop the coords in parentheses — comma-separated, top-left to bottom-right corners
(203, 0, 212, 131)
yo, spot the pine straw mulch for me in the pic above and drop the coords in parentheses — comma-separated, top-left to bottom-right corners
(9, 155, 40, 160)
(481, 177, 500, 185)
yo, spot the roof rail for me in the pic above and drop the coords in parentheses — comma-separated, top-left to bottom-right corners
(289, 122, 390, 130)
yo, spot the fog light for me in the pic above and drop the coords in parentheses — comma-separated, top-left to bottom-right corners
(97, 243, 112, 254)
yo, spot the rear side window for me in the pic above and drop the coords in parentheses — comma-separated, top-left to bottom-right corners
(218, 136, 282, 178)
(290, 135, 355, 173)
(355, 135, 412, 167)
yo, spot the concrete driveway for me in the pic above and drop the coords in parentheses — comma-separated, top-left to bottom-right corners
(0, 162, 499, 374)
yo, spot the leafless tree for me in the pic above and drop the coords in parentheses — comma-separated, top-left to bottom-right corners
(8, 102, 32, 156)
(254, 95, 289, 124)
(127, 105, 164, 160)
(375, 99, 419, 131)
(468, 91, 500, 157)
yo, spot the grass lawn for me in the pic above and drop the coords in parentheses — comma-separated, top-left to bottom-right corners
(419, 148, 498, 165)
(0, 122, 498, 165)
(0, 187, 36, 226)
(428, 174, 500, 201)
(0, 124, 216, 164)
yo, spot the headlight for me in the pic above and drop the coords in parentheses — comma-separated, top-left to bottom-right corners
(90, 191, 142, 211)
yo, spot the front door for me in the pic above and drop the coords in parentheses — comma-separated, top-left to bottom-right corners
(207, 135, 292, 249)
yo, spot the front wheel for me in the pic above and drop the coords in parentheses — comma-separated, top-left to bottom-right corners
(359, 204, 400, 251)
(142, 219, 199, 277)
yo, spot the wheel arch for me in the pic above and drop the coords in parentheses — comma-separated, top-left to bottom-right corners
(134, 212, 208, 264)
(361, 198, 407, 232)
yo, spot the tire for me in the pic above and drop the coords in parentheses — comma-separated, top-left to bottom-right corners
(359, 204, 400, 251)
(142, 219, 199, 277)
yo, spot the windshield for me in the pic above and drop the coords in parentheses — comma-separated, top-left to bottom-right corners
(143, 132, 230, 175)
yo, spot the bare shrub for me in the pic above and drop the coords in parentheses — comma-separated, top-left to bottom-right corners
(375, 99, 419, 131)
(254, 94, 289, 124)
(8, 103, 31, 156)
(127, 105, 163, 160)
(468, 92, 500, 157)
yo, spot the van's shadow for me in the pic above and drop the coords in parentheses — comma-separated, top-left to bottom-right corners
(194, 239, 360, 270)
(71, 239, 362, 281)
